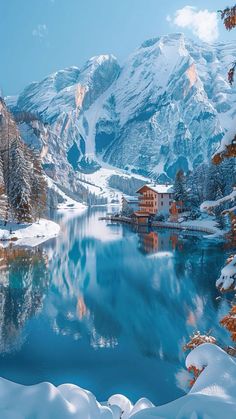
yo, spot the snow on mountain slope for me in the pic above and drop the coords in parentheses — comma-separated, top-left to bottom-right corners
(81, 166, 148, 203)
(6, 34, 236, 185)
(46, 177, 87, 211)
(101, 34, 235, 178)
(6, 55, 120, 192)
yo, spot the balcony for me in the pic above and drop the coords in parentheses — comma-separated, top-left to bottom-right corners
(138, 195, 154, 200)
(139, 203, 155, 208)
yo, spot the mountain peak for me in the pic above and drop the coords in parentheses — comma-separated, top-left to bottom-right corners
(87, 54, 117, 65)
(140, 33, 185, 49)
(7, 34, 236, 184)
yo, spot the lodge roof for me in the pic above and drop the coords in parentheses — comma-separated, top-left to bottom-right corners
(136, 184, 174, 194)
(132, 212, 150, 217)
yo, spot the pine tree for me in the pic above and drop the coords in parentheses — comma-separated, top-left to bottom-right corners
(204, 164, 225, 201)
(221, 158, 236, 195)
(29, 150, 47, 221)
(173, 169, 188, 205)
(0, 154, 7, 222)
(192, 163, 209, 203)
(8, 138, 32, 223)
(186, 170, 200, 209)
(0, 99, 47, 223)
(215, 205, 226, 230)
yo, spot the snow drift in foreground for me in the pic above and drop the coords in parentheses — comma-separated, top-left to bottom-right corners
(1, 344, 236, 418)
(0, 219, 60, 248)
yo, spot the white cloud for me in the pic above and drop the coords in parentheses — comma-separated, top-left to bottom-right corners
(167, 6, 219, 43)
(32, 24, 48, 39)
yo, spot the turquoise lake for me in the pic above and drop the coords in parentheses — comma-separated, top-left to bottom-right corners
(0, 208, 231, 405)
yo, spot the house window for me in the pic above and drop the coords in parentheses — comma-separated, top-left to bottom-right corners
(161, 194, 163, 198)
(161, 202, 163, 206)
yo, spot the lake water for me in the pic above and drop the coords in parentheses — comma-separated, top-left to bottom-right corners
(0, 208, 231, 405)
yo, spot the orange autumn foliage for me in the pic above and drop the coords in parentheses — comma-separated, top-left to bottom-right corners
(183, 331, 217, 352)
(188, 365, 205, 388)
(219, 6, 236, 30)
(220, 306, 236, 341)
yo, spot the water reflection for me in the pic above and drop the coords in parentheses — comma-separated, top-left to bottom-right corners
(137, 229, 183, 254)
(44, 210, 230, 361)
(0, 247, 49, 353)
(0, 209, 231, 405)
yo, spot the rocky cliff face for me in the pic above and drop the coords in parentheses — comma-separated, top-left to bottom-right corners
(6, 34, 236, 182)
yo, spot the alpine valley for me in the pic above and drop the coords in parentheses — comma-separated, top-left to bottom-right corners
(6, 33, 236, 192)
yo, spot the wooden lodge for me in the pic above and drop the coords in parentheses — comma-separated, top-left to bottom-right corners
(136, 184, 174, 216)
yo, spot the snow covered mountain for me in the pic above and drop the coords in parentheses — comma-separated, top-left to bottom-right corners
(6, 33, 236, 183)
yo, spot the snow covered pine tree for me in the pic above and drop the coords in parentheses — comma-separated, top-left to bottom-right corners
(29, 150, 47, 221)
(173, 169, 188, 210)
(0, 154, 7, 221)
(0, 98, 46, 223)
(8, 138, 33, 222)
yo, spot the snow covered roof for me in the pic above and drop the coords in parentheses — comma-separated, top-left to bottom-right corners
(137, 184, 174, 194)
(122, 195, 139, 202)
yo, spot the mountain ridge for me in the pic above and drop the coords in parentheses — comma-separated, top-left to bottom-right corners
(5, 33, 236, 187)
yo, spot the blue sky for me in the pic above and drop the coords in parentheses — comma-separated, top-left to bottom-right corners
(1, 0, 236, 95)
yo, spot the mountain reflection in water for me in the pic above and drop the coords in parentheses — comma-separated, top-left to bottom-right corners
(0, 208, 231, 405)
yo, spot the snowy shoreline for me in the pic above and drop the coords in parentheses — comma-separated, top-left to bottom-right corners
(108, 215, 225, 239)
(0, 343, 235, 418)
(0, 219, 60, 248)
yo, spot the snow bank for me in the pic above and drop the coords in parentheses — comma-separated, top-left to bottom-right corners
(0, 219, 60, 248)
(0, 378, 112, 418)
(216, 255, 236, 292)
(181, 218, 219, 232)
(156, 217, 224, 238)
(1, 344, 236, 418)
